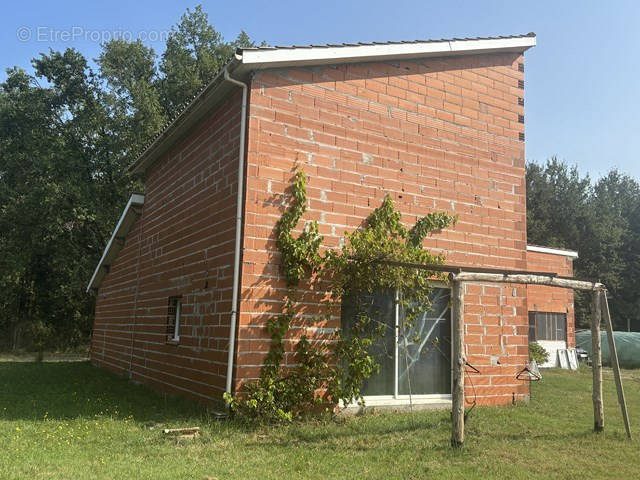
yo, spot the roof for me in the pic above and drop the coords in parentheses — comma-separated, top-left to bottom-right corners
(527, 245, 579, 259)
(86, 193, 145, 292)
(129, 33, 536, 175)
(240, 33, 535, 51)
(238, 33, 536, 68)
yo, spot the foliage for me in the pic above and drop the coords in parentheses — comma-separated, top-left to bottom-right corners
(527, 158, 640, 330)
(326, 195, 456, 406)
(226, 171, 456, 420)
(0, 49, 117, 350)
(159, 5, 257, 114)
(223, 298, 329, 422)
(528, 342, 549, 365)
(0, 5, 258, 351)
(274, 171, 323, 286)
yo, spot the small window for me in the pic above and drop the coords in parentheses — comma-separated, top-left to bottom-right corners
(167, 296, 182, 343)
(528, 312, 566, 342)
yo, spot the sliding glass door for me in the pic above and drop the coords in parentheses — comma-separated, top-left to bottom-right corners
(341, 286, 452, 399)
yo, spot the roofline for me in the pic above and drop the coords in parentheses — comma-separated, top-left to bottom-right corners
(129, 34, 535, 175)
(237, 35, 536, 69)
(129, 58, 241, 175)
(527, 245, 579, 259)
(86, 193, 145, 293)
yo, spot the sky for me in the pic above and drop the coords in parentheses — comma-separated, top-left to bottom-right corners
(2, 0, 640, 180)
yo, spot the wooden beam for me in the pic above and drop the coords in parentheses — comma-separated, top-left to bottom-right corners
(450, 272, 605, 292)
(451, 280, 465, 448)
(592, 290, 604, 433)
(602, 294, 632, 439)
(374, 259, 559, 278)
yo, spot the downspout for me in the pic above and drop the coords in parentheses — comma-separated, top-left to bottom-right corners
(223, 66, 248, 396)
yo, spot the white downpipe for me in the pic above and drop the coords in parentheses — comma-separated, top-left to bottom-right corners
(224, 67, 248, 395)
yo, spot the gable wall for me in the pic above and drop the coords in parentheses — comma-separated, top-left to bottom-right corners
(238, 52, 532, 405)
(91, 92, 242, 405)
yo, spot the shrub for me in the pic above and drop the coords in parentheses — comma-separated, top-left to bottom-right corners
(529, 342, 549, 365)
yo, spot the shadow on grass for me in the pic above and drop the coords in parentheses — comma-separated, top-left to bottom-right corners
(242, 412, 452, 450)
(0, 361, 204, 423)
(0, 361, 452, 444)
(475, 429, 598, 443)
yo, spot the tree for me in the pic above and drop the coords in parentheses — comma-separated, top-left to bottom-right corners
(0, 52, 106, 349)
(590, 171, 640, 330)
(159, 5, 256, 114)
(526, 157, 592, 250)
(527, 159, 640, 331)
(98, 39, 166, 150)
(0, 6, 258, 351)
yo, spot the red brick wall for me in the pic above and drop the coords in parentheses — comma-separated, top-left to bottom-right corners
(526, 251, 576, 348)
(238, 52, 530, 405)
(91, 92, 242, 405)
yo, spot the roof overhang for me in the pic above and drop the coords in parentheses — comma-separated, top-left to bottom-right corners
(237, 35, 536, 69)
(527, 245, 579, 259)
(129, 33, 535, 176)
(86, 193, 145, 293)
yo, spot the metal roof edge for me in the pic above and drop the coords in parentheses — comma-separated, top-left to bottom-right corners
(86, 193, 145, 293)
(237, 34, 536, 68)
(527, 244, 579, 259)
(128, 58, 242, 176)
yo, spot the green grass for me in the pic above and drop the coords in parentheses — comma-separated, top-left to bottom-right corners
(1, 362, 639, 479)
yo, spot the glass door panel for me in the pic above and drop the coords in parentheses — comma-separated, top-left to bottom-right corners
(341, 290, 396, 396)
(398, 287, 451, 395)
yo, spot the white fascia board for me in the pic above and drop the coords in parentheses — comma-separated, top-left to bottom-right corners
(86, 193, 145, 292)
(239, 36, 536, 69)
(527, 245, 579, 259)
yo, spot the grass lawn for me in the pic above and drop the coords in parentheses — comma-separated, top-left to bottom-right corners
(1, 362, 639, 479)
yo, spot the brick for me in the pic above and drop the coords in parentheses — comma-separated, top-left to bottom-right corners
(92, 51, 575, 409)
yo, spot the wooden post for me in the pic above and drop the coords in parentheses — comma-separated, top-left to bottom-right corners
(451, 280, 465, 448)
(591, 290, 604, 433)
(602, 293, 632, 439)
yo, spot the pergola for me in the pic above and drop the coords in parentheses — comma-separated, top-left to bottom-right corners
(378, 260, 632, 447)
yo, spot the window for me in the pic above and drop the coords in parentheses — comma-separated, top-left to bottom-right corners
(341, 287, 452, 398)
(167, 296, 182, 343)
(528, 312, 566, 342)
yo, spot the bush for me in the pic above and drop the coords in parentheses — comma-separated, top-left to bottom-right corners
(529, 342, 549, 365)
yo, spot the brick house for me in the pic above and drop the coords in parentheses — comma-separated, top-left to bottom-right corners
(87, 33, 578, 408)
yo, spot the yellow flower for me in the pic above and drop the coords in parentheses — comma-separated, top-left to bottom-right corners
(15, 427, 21, 431)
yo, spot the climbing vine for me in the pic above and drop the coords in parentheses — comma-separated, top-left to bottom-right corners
(225, 170, 457, 420)
(274, 171, 323, 286)
(224, 297, 329, 421)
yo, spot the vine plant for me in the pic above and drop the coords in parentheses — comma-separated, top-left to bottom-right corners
(224, 170, 456, 421)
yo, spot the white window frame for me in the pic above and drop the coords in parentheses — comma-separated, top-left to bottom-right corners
(345, 283, 453, 408)
(528, 311, 567, 342)
(168, 297, 182, 343)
